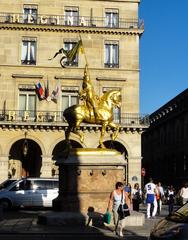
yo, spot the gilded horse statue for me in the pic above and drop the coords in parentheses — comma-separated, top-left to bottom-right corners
(63, 90, 121, 148)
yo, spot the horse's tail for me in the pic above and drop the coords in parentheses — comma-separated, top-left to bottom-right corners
(63, 105, 77, 122)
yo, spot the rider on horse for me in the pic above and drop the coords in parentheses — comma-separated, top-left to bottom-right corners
(79, 64, 100, 120)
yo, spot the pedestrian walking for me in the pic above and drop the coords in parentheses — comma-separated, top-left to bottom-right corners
(180, 181, 188, 205)
(166, 185, 175, 215)
(156, 182, 164, 215)
(107, 181, 129, 237)
(132, 183, 142, 211)
(124, 182, 132, 209)
(144, 178, 157, 219)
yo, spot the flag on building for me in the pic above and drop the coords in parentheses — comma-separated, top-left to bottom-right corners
(48, 40, 83, 68)
(65, 40, 83, 65)
(44, 79, 51, 101)
(35, 82, 44, 100)
(51, 82, 60, 103)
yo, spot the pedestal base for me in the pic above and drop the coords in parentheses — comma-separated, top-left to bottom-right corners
(38, 211, 104, 226)
(38, 210, 145, 227)
(53, 148, 126, 213)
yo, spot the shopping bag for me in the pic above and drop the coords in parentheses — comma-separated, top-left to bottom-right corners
(117, 203, 130, 220)
(103, 211, 111, 224)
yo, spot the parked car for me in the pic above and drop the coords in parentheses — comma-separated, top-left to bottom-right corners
(150, 202, 188, 239)
(0, 177, 58, 209)
(0, 179, 17, 190)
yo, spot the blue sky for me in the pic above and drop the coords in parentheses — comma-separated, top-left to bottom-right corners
(139, 0, 188, 114)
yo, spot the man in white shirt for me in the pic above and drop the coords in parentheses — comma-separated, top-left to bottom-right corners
(144, 178, 157, 219)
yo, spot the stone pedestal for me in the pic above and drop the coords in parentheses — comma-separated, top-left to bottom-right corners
(52, 148, 126, 214)
(38, 148, 145, 227)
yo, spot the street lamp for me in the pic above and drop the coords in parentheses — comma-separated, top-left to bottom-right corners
(22, 132, 29, 157)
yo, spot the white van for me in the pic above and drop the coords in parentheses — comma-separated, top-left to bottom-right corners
(0, 178, 59, 209)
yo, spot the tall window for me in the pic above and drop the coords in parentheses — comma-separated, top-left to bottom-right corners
(105, 9, 119, 28)
(62, 91, 78, 113)
(113, 107, 121, 123)
(21, 38, 36, 65)
(105, 42, 119, 68)
(64, 7, 79, 26)
(63, 42, 78, 66)
(23, 5, 38, 24)
(19, 90, 36, 118)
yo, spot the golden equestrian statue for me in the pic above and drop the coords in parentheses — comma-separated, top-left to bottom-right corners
(63, 65, 121, 148)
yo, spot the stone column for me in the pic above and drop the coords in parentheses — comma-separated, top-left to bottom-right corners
(128, 156, 142, 187)
(40, 155, 53, 177)
(0, 155, 9, 182)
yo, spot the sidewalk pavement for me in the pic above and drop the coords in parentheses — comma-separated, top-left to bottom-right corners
(0, 204, 172, 238)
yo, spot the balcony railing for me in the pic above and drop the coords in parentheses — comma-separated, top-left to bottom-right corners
(104, 63, 119, 68)
(0, 110, 149, 127)
(21, 59, 36, 65)
(0, 12, 144, 30)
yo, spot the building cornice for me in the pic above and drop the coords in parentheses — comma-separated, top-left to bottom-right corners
(96, 77, 126, 81)
(0, 122, 147, 134)
(55, 75, 83, 80)
(0, 24, 144, 36)
(12, 74, 43, 79)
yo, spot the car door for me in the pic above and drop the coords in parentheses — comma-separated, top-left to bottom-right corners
(44, 180, 59, 207)
(39, 180, 58, 207)
(32, 180, 58, 207)
(32, 180, 45, 207)
(9, 179, 33, 207)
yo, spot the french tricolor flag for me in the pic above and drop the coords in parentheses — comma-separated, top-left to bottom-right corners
(36, 82, 44, 100)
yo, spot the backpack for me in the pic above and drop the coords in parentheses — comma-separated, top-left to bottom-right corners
(135, 191, 142, 203)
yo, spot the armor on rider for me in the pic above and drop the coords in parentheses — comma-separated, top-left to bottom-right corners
(79, 65, 99, 119)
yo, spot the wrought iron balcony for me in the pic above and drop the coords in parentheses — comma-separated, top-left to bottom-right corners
(104, 63, 119, 68)
(0, 109, 149, 127)
(0, 12, 144, 30)
(21, 59, 36, 65)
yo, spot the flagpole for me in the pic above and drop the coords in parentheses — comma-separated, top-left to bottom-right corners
(79, 34, 89, 66)
(79, 34, 92, 80)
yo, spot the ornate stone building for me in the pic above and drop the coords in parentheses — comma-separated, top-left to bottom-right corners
(142, 89, 188, 188)
(0, 0, 148, 185)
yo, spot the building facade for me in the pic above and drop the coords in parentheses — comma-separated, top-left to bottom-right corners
(142, 89, 188, 188)
(0, 0, 148, 186)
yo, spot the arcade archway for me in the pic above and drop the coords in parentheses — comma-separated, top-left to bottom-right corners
(102, 140, 128, 157)
(102, 140, 128, 181)
(52, 140, 83, 177)
(9, 139, 42, 178)
(52, 140, 83, 159)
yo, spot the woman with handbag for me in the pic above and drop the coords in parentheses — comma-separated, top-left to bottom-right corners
(107, 181, 130, 237)
(132, 183, 142, 211)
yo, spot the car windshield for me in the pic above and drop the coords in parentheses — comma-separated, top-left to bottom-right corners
(0, 179, 16, 190)
(167, 203, 188, 222)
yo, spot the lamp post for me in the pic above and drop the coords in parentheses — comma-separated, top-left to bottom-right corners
(23, 132, 29, 157)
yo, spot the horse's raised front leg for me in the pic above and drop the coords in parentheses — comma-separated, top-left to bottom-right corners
(108, 122, 120, 141)
(99, 122, 108, 148)
(72, 120, 84, 143)
(65, 126, 73, 149)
